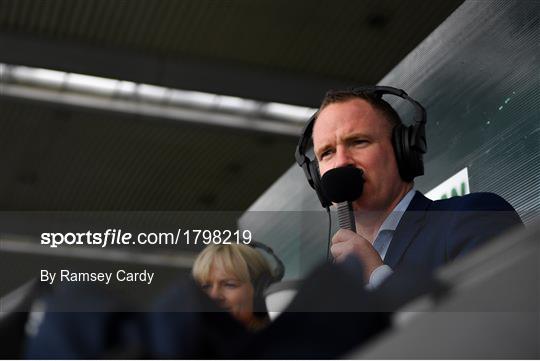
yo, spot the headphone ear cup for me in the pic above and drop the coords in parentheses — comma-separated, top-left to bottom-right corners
(403, 124, 425, 180)
(310, 161, 322, 193)
(407, 124, 424, 179)
(392, 124, 424, 182)
(252, 274, 272, 314)
(392, 124, 408, 181)
(309, 160, 331, 207)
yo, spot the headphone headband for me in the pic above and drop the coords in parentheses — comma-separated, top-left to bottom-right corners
(248, 240, 285, 282)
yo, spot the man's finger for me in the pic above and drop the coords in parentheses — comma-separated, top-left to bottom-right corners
(330, 241, 354, 259)
(331, 228, 358, 244)
(330, 242, 345, 259)
(334, 254, 347, 263)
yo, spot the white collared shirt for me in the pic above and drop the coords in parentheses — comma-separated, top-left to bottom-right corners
(367, 188, 416, 289)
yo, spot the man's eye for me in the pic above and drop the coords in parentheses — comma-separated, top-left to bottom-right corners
(319, 149, 332, 159)
(225, 282, 238, 288)
(352, 139, 367, 145)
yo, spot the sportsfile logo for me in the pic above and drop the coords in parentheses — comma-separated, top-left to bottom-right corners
(40, 229, 253, 248)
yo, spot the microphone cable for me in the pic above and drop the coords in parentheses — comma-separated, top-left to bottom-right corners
(325, 206, 331, 261)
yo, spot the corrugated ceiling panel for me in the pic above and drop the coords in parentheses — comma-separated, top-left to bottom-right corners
(0, 97, 298, 211)
(0, 0, 463, 83)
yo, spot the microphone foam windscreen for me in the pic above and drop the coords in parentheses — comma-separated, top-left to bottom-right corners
(320, 166, 364, 203)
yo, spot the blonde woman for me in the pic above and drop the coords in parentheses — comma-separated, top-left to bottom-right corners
(192, 243, 274, 331)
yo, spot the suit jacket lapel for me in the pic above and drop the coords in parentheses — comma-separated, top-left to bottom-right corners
(384, 191, 432, 269)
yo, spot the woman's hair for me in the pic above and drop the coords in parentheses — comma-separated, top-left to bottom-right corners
(192, 243, 273, 290)
(192, 244, 274, 330)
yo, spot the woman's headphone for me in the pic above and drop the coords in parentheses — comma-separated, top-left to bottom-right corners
(248, 241, 285, 314)
(294, 85, 428, 208)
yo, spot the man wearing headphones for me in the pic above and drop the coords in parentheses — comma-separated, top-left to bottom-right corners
(298, 87, 522, 287)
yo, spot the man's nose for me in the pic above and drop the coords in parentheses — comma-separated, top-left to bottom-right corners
(333, 147, 354, 168)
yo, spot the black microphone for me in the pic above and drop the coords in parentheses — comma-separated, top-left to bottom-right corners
(320, 166, 364, 232)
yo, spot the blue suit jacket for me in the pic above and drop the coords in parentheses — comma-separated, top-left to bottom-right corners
(384, 191, 523, 273)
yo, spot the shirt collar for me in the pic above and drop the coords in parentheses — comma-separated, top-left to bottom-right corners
(376, 188, 416, 235)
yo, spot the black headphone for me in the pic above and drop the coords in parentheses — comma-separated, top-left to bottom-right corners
(248, 241, 285, 314)
(294, 85, 427, 208)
